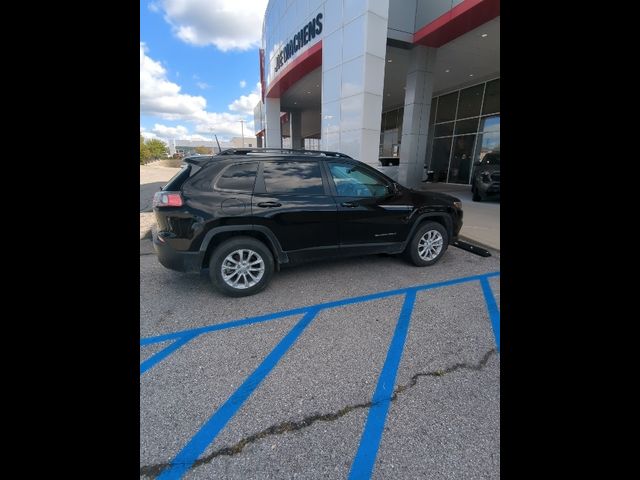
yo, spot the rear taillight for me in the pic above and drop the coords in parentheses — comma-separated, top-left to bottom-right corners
(153, 191, 183, 207)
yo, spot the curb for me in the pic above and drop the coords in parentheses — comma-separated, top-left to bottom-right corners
(458, 235, 500, 254)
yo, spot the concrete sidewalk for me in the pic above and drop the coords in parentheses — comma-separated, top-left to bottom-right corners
(416, 182, 500, 251)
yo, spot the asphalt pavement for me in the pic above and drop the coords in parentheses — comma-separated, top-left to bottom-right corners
(140, 243, 500, 479)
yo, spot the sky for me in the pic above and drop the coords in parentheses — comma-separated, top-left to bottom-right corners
(140, 0, 269, 143)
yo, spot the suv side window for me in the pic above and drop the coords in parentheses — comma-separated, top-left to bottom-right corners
(262, 161, 325, 195)
(214, 162, 258, 192)
(328, 162, 391, 197)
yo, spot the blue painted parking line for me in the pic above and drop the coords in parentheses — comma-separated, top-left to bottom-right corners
(141, 271, 501, 479)
(480, 277, 500, 352)
(156, 308, 320, 480)
(140, 333, 198, 375)
(140, 309, 309, 346)
(349, 289, 418, 480)
(140, 271, 500, 376)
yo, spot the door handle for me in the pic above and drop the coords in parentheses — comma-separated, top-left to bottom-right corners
(341, 202, 358, 208)
(257, 201, 282, 208)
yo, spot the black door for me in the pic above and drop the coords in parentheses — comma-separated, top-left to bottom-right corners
(252, 160, 339, 261)
(324, 161, 412, 255)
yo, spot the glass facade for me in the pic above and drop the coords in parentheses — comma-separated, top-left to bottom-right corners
(427, 78, 500, 184)
(304, 137, 321, 150)
(379, 107, 404, 157)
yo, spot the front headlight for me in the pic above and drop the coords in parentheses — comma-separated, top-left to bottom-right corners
(453, 201, 462, 210)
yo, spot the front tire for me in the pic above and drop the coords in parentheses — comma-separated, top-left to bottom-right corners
(210, 237, 274, 297)
(405, 222, 449, 266)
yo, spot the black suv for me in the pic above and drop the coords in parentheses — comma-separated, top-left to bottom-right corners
(152, 148, 463, 297)
(471, 152, 500, 201)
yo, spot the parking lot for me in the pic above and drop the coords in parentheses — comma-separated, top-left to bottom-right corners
(140, 243, 500, 479)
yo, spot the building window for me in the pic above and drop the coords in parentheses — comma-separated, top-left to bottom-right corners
(379, 106, 403, 157)
(304, 138, 321, 150)
(456, 84, 484, 119)
(435, 92, 458, 123)
(473, 115, 500, 164)
(428, 78, 500, 184)
(482, 79, 500, 115)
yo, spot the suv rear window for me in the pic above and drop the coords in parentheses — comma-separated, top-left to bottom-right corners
(163, 163, 192, 191)
(214, 162, 258, 192)
(262, 161, 324, 195)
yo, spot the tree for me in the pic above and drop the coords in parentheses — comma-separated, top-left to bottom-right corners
(140, 135, 150, 164)
(194, 146, 212, 155)
(146, 139, 168, 160)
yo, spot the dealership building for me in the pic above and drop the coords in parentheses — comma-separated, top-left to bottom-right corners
(253, 0, 500, 187)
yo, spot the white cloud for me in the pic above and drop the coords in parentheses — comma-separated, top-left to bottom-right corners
(194, 112, 250, 138)
(151, 124, 190, 138)
(145, 124, 214, 142)
(140, 43, 206, 119)
(157, 0, 268, 51)
(239, 80, 247, 88)
(196, 81, 210, 89)
(228, 82, 260, 116)
(140, 127, 159, 140)
(148, 2, 159, 13)
(140, 43, 258, 140)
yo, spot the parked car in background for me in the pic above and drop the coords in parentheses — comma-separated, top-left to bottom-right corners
(153, 148, 463, 297)
(379, 156, 400, 166)
(471, 152, 500, 201)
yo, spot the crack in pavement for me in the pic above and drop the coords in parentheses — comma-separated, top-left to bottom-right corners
(392, 348, 495, 400)
(139, 348, 496, 478)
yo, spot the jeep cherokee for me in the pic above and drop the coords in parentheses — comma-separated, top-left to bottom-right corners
(152, 148, 463, 297)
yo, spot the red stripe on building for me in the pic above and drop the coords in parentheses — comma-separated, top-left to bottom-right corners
(413, 0, 500, 48)
(266, 41, 322, 98)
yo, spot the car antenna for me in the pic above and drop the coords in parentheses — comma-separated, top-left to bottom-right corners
(214, 134, 222, 153)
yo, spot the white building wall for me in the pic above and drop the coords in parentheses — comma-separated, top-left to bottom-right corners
(387, 0, 416, 42)
(320, 0, 389, 167)
(263, 0, 390, 167)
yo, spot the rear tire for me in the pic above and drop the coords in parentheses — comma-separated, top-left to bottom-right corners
(209, 237, 274, 297)
(404, 222, 449, 266)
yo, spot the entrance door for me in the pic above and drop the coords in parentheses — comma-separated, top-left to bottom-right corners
(448, 135, 476, 184)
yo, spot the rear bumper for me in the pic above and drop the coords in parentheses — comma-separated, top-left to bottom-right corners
(152, 230, 204, 273)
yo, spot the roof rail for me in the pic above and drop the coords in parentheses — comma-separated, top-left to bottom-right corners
(216, 148, 353, 159)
